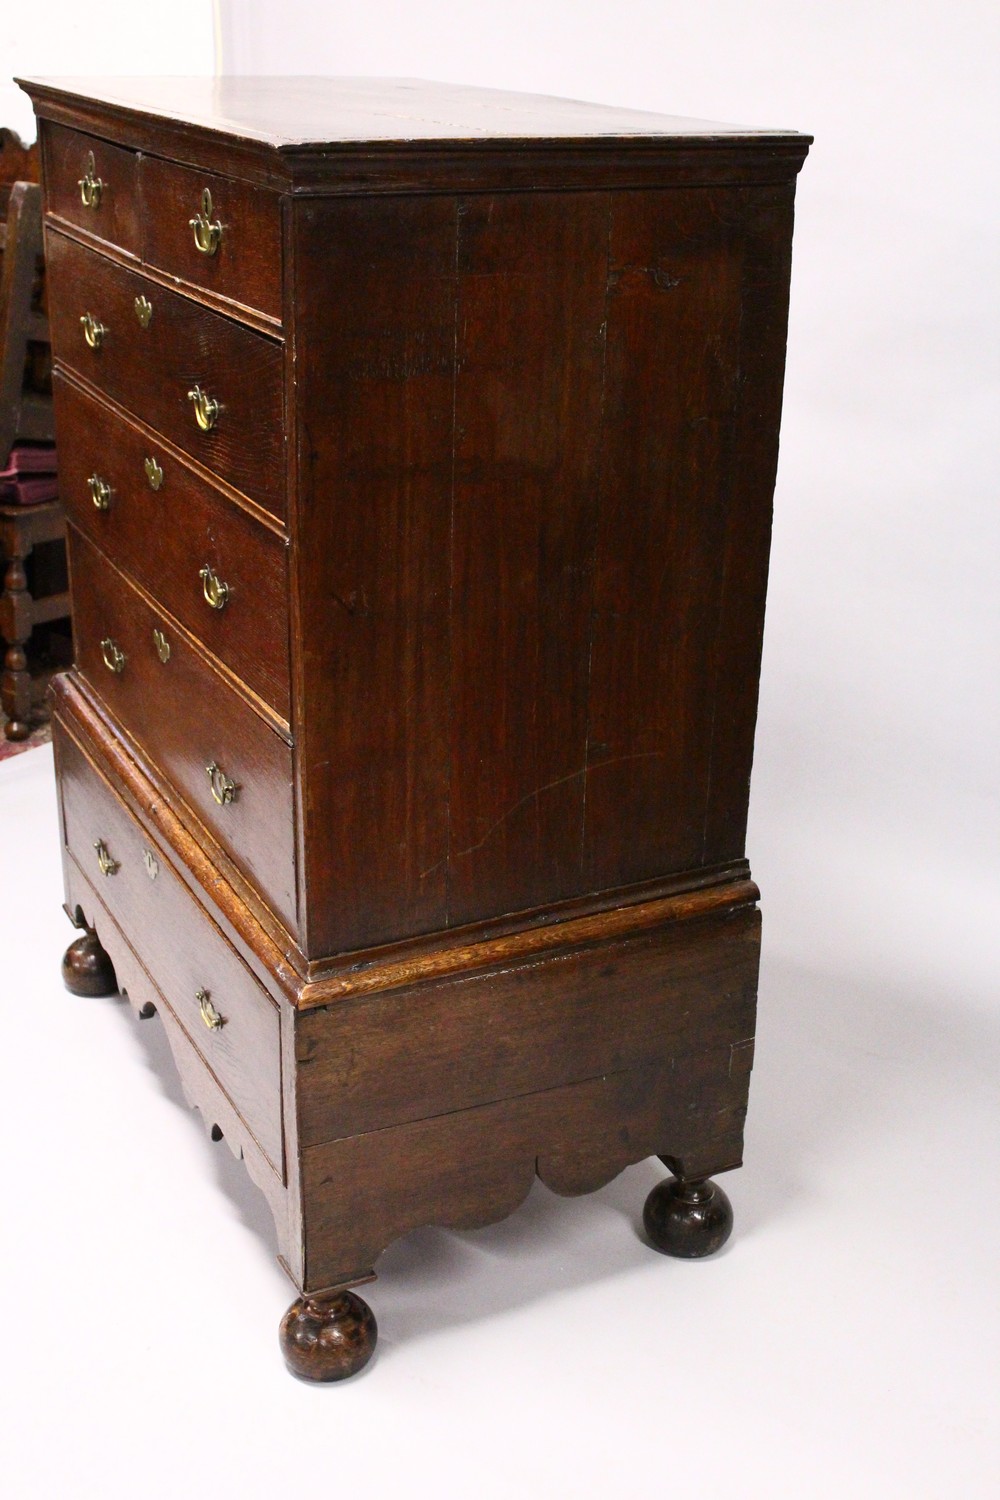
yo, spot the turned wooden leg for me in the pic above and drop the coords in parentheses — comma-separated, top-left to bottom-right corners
(279, 1290, 377, 1382)
(62, 929, 118, 997)
(643, 1173, 734, 1259)
(1, 538, 32, 741)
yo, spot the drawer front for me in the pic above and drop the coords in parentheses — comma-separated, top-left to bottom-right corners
(47, 231, 285, 518)
(42, 122, 140, 255)
(57, 724, 283, 1174)
(140, 155, 282, 322)
(55, 373, 291, 722)
(69, 525, 297, 932)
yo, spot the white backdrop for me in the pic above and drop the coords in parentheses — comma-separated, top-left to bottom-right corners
(4, 5, 999, 1497)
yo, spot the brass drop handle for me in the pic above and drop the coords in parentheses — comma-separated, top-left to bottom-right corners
(144, 455, 164, 490)
(187, 384, 219, 432)
(78, 150, 103, 209)
(134, 295, 153, 328)
(88, 473, 111, 511)
(189, 188, 223, 256)
(81, 312, 107, 350)
(199, 564, 230, 611)
(100, 637, 126, 674)
(206, 761, 237, 806)
(196, 988, 225, 1030)
(94, 839, 119, 877)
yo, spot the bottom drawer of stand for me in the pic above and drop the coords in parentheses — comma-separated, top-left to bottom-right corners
(56, 720, 284, 1176)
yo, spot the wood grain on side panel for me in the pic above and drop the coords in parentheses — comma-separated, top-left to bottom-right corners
(446, 191, 608, 923)
(700, 183, 798, 863)
(290, 186, 785, 961)
(291, 194, 456, 956)
(583, 187, 746, 889)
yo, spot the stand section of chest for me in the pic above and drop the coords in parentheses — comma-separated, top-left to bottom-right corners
(53, 673, 759, 1301)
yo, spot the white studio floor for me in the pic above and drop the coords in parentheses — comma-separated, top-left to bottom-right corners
(2, 741, 998, 1500)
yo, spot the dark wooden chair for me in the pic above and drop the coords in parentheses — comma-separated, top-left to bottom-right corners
(0, 128, 69, 741)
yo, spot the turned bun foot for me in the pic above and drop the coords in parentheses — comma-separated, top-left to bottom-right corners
(643, 1175, 734, 1259)
(61, 930, 117, 997)
(4, 718, 30, 742)
(279, 1291, 377, 1382)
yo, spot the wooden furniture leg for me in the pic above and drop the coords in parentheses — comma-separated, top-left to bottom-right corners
(643, 1169, 735, 1259)
(0, 499, 70, 739)
(0, 526, 30, 738)
(279, 1291, 378, 1382)
(61, 927, 117, 997)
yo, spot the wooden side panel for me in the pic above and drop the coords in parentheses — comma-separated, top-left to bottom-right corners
(291, 195, 456, 956)
(291, 183, 797, 959)
(296, 903, 759, 1146)
(583, 187, 746, 889)
(446, 192, 608, 922)
(701, 183, 797, 861)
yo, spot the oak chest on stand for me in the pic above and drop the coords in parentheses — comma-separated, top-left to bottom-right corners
(19, 76, 809, 1380)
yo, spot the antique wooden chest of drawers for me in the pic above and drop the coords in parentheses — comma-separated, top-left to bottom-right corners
(19, 76, 809, 1380)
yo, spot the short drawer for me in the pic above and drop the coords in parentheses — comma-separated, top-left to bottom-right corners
(140, 155, 282, 323)
(55, 373, 291, 722)
(56, 722, 284, 1175)
(69, 525, 297, 933)
(46, 230, 285, 519)
(42, 122, 140, 256)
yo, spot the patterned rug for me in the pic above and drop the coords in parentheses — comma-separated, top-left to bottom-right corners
(0, 710, 52, 760)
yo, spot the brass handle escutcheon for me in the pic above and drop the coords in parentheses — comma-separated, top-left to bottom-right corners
(87, 473, 111, 511)
(206, 761, 237, 806)
(94, 839, 119, 877)
(80, 312, 107, 350)
(100, 637, 125, 674)
(199, 564, 230, 610)
(134, 295, 153, 328)
(78, 150, 103, 209)
(144, 456, 164, 490)
(189, 188, 223, 256)
(152, 628, 171, 663)
(187, 384, 219, 432)
(196, 988, 225, 1030)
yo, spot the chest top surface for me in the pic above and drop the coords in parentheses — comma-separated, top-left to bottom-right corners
(17, 76, 810, 192)
(17, 75, 803, 147)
